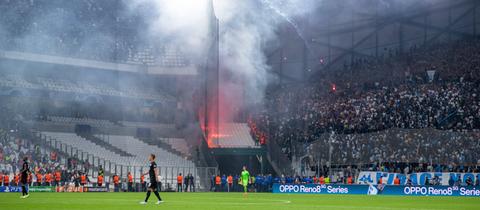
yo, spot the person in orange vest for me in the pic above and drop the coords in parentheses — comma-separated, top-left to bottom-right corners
(140, 174, 145, 192)
(55, 170, 61, 186)
(97, 175, 103, 187)
(36, 172, 43, 186)
(215, 175, 221, 192)
(394, 176, 400, 185)
(319, 176, 325, 185)
(45, 172, 53, 186)
(128, 172, 134, 192)
(0, 172, 3, 186)
(112, 174, 120, 192)
(3, 173, 9, 186)
(80, 173, 87, 187)
(378, 176, 383, 185)
(377, 176, 383, 184)
(347, 176, 353, 184)
(14, 173, 20, 186)
(227, 175, 233, 192)
(177, 173, 183, 192)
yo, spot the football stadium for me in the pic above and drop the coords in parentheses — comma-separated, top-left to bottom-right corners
(0, 0, 480, 209)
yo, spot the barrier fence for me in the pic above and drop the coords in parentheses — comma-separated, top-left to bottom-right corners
(35, 131, 218, 191)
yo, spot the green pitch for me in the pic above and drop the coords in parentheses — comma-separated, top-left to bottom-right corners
(1, 192, 479, 210)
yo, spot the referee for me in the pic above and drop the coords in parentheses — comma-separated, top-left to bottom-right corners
(140, 154, 163, 205)
(20, 157, 31, 198)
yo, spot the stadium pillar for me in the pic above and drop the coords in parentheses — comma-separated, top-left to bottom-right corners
(328, 131, 334, 176)
(259, 155, 265, 175)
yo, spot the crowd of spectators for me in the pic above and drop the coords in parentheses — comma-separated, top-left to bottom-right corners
(251, 38, 480, 168)
(0, 102, 95, 188)
(308, 128, 480, 166)
(0, 128, 61, 180)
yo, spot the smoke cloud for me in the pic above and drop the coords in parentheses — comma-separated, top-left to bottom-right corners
(133, 0, 322, 120)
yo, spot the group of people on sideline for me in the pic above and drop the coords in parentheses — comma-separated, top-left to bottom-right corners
(175, 173, 196, 192)
(208, 174, 355, 193)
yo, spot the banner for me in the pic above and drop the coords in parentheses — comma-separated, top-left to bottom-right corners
(0, 186, 54, 192)
(272, 184, 480, 197)
(0, 186, 22, 192)
(381, 186, 480, 197)
(357, 171, 480, 186)
(29, 186, 55, 192)
(273, 184, 368, 194)
(426, 70, 436, 82)
(84, 187, 108, 192)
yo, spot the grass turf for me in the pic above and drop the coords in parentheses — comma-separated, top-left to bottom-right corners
(0, 192, 479, 210)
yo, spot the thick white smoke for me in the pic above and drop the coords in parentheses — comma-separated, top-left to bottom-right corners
(147, 0, 210, 59)
(137, 0, 320, 108)
(215, 0, 274, 106)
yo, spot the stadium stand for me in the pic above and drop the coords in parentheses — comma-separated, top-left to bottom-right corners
(41, 132, 193, 168)
(1, 0, 480, 198)
(47, 116, 115, 127)
(41, 132, 130, 165)
(0, 0, 189, 67)
(119, 121, 176, 130)
(250, 38, 480, 174)
(157, 138, 191, 157)
(0, 74, 172, 101)
(126, 45, 189, 67)
(0, 129, 62, 177)
(93, 134, 194, 167)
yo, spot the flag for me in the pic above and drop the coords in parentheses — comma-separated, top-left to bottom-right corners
(367, 184, 378, 195)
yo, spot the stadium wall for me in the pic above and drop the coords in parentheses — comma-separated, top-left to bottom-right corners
(272, 184, 480, 197)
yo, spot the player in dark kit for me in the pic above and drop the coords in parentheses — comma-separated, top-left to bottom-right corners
(20, 157, 31, 198)
(140, 154, 163, 205)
